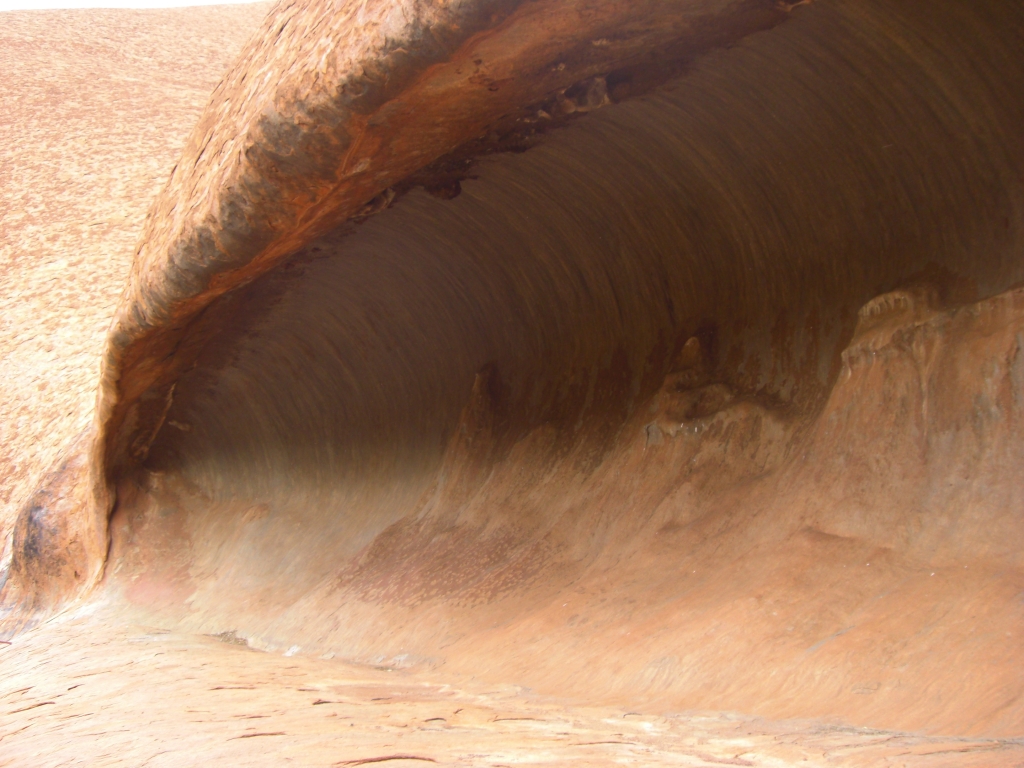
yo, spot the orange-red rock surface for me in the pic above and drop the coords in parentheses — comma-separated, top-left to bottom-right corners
(0, 3, 268, 558)
(2, 0, 1024, 764)
(3, 611, 1023, 767)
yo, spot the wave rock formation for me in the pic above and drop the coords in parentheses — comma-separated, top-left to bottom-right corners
(3, 0, 1024, 737)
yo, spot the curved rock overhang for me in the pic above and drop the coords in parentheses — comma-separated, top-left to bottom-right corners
(4, 0, 1024, 735)
(100, 0, 799, 477)
(5, 0, 797, 611)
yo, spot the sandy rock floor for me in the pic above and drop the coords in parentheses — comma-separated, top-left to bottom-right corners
(1, 609, 1021, 767)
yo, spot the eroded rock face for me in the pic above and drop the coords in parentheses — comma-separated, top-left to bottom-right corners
(0, 3, 269, 621)
(4, 0, 1024, 741)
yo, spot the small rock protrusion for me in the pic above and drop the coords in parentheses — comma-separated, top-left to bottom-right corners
(854, 285, 938, 337)
(555, 77, 611, 116)
(663, 336, 711, 392)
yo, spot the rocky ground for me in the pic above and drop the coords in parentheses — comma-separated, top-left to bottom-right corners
(2, 608, 1022, 767)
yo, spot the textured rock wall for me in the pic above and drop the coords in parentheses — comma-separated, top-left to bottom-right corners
(97, 0, 795, 488)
